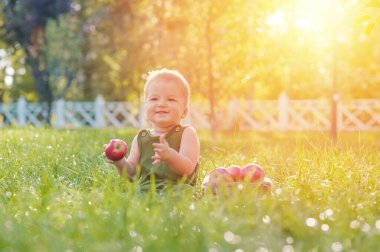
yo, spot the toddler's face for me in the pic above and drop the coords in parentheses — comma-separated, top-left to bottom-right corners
(145, 80, 187, 129)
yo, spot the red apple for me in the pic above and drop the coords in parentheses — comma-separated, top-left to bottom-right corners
(260, 177, 273, 193)
(104, 139, 128, 161)
(240, 163, 265, 183)
(227, 165, 241, 181)
(208, 167, 233, 193)
(209, 167, 231, 184)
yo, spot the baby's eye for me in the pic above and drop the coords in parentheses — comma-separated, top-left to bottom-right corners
(149, 97, 158, 101)
(168, 98, 177, 102)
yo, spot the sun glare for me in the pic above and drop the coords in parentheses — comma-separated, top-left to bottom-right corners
(266, 0, 353, 37)
(266, 9, 287, 28)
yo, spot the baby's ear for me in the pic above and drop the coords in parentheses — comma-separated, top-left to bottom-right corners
(181, 107, 188, 118)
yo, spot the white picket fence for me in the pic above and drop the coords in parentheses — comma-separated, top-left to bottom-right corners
(1, 94, 380, 131)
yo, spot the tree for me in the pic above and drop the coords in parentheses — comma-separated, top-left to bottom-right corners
(1, 0, 72, 123)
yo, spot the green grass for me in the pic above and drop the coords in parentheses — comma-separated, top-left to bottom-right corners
(1, 128, 379, 251)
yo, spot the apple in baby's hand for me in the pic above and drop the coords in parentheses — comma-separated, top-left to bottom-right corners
(104, 139, 128, 161)
(240, 163, 265, 183)
(227, 165, 241, 181)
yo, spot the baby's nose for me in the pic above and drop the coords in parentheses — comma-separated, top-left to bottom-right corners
(158, 99, 167, 106)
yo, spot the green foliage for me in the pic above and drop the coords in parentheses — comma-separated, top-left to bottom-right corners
(358, 0, 380, 35)
(0, 129, 379, 251)
(1, 0, 73, 105)
(78, 0, 380, 102)
(45, 17, 83, 100)
(1, 0, 380, 104)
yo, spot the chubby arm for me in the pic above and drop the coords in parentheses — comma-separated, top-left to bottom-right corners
(152, 127, 200, 176)
(108, 135, 140, 180)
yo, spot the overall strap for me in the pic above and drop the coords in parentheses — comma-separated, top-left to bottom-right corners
(137, 125, 199, 185)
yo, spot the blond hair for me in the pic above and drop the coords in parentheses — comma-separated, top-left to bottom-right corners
(144, 68, 190, 107)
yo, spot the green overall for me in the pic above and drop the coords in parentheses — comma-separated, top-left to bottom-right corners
(137, 124, 198, 188)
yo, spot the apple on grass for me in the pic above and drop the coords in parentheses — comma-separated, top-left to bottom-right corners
(105, 139, 128, 161)
(208, 167, 232, 184)
(203, 164, 272, 195)
(207, 167, 233, 194)
(240, 163, 265, 183)
(226, 165, 241, 181)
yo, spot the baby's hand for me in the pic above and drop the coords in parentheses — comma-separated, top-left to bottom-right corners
(152, 134, 171, 165)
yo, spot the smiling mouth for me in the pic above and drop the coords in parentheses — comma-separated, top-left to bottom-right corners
(156, 111, 168, 114)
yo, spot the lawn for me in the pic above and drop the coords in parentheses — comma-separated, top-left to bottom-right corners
(1, 128, 379, 251)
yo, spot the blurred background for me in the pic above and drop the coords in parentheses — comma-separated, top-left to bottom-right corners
(0, 0, 379, 127)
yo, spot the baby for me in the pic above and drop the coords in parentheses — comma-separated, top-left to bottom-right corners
(104, 69, 200, 188)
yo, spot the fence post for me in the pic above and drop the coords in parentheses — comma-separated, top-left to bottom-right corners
(17, 96, 26, 126)
(227, 98, 238, 129)
(278, 92, 288, 132)
(95, 95, 105, 128)
(337, 95, 342, 132)
(56, 99, 65, 128)
(331, 92, 340, 141)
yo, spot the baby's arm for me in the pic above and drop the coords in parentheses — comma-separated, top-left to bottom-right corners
(108, 136, 140, 180)
(152, 127, 200, 176)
